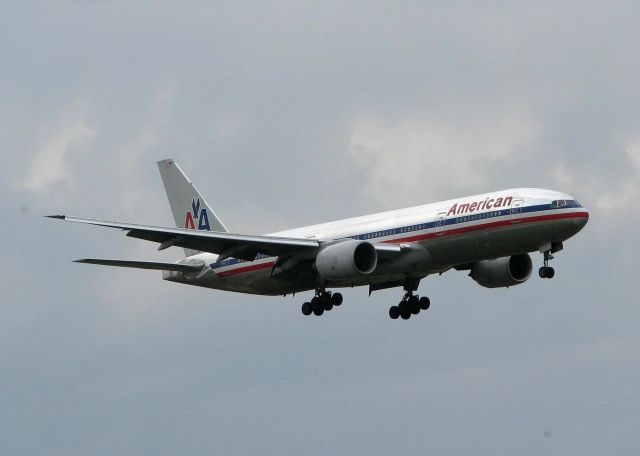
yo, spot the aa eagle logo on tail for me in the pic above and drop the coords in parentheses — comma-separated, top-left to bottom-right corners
(184, 198, 211, 230)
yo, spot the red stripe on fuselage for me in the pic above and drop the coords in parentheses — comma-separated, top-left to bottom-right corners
(216, 261, 275, 277)
(384, 210, 589, 244)
(214, 210, 589, 277)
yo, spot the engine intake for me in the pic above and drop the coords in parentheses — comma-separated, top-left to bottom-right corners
(316, 240, 378, 280)
(470, 253, 532, 288)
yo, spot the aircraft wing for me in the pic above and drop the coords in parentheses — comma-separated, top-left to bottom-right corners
(48, 215, 321, 261)
(74, 258, 206, 272)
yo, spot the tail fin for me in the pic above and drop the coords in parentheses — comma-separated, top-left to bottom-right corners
(157, 159, 228, 256)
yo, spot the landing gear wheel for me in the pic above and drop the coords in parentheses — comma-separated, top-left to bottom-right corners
(331, 293, 343, 306)
(301, 302, 312, 316)
(324, 302, 334, 311)
(539, 267, 547, 278)
(319, 293, 331, 306)
(389, 306, 400, 319)
(311, 297, 321, 313)
(539, 266, 555, 279)
(419, 296, 430, 310)
(313, 307, 324, 316)
(408, 295, 420, 314)
(400, 309, 411, 320)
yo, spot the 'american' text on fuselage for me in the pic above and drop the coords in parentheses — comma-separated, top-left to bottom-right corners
(447, 196, 514, 217)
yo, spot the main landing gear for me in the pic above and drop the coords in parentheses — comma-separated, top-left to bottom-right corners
(301, 290, 343, 316)
(538, 250, 556, 279)
(389, 292, 430, 320)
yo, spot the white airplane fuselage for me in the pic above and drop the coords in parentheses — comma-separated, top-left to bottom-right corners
(164, 188, 589, 295)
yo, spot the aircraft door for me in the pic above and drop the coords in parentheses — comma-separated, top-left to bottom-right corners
(435, 212, 447, 235)
(510, 199, 524, 223)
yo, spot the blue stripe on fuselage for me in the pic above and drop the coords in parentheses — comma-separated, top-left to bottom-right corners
(210, 202, 581, 270)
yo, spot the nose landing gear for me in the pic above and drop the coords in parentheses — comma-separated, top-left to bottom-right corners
(539, 250, 556, 279)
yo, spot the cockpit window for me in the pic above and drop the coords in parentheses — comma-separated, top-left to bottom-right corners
(551, 199, 582, 208)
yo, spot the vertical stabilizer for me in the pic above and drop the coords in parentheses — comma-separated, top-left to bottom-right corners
(157, 159, 228, 256)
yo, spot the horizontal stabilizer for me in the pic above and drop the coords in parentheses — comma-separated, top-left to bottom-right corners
(74, 259, 205, 272)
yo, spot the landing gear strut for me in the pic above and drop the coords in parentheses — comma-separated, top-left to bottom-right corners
(389, 291, 430, 320)
(301, 290, 343, 316)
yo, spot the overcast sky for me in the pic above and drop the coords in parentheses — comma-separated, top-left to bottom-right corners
(2, 1, 639, 454)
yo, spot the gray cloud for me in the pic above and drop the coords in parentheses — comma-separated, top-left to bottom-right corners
(1, 1, 639, 455)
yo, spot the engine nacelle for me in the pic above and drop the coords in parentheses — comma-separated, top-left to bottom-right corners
(315, 240, 378, 280)
(470, 253, 532, 288)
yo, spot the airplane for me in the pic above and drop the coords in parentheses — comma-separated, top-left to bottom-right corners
(48, 159, 590, 320)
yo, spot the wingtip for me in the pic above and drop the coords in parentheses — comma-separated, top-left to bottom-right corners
(46, 214, 66, 219)
(73, 259, 94, 265)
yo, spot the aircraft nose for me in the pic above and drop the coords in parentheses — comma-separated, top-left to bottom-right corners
(575, 208, 589, 230)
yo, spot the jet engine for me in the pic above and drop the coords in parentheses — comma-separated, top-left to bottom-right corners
(470, 253, 532, 288)
(315, 240, 378, 280)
